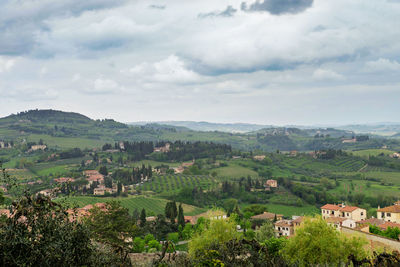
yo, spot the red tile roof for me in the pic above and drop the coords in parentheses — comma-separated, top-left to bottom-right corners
(356, 218, 384, 226)
(321, 204, 341, 211)
(340, 206, 359, 212)
(377, 205, 400, 213)
(378, 221, 400, 230)
(326, 217, 347, 223)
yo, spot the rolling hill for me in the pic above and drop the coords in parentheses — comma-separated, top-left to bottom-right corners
(1, 109, 399, 152)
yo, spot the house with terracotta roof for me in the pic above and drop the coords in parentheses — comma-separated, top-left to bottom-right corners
(326, 217, 347, 230)
(275, 220, 294, 237)
(251, 211, 283, 221)
(292, 216, 304, 228)
(377, 202, 400, 223)
(378, 221, 400, 231)
(54, 177, 75, 183)
(265, 179, 278, 188)
(321, 203, 366, 221)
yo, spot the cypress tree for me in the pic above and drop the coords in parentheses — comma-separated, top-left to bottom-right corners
(177, 204, 185, 228)
(140, 208, 146, 227)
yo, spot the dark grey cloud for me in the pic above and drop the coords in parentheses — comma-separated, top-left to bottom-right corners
(198, 6, 237, 18)
(0, 0, 128, 55)
(149, 4, 166, 10)
(242, 0, 313, 15)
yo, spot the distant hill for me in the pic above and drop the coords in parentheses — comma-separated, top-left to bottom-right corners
(336, 123, 400, 136)
(1, 109, 92, 124)
(1, 109, 399, 152)
(129, 121, 272, 133)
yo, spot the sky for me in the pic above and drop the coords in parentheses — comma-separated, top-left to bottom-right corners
(0, 0, 399, 125)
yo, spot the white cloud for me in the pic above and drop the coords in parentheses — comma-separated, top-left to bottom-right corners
(312, 68, 344, 81)
(91, 78, 121, 94)
(364, 58, 400, 73)
(0, 57, 16, 72)
(124, 55, 202, 84)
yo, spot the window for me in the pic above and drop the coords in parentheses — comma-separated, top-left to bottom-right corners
(387, 213, 391, 217)
(361, 212, 364, 216)
(347, 213, 349, 216)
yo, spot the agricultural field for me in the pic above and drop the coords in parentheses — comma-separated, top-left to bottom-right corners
(140, 174, 218, 195)
(351, 149, 397, 158)
(58, 195, 206, 216)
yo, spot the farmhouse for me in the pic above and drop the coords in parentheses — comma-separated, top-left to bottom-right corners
(251, 211, 283, 221)
(54, 177, 75, 183)
(154, 143, 170, 153)
(377, 201, 400, 223)
(275, 220, 294, 237)
(265, 179, 278, 188)
(321, 203, 366, 221)
(87, 174, 104, 185)
(30, 145, 47, 151)
(253, 155, 266, 161)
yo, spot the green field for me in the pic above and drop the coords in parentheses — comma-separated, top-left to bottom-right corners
(141, 174, 218, 195)
(58, 196, 206, 216)
(214, 163, 259, 178)
(25, 134, 107, 149)
(351, 149, 396, 158)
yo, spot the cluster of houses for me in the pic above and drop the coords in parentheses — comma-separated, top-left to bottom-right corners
(252, 201, 400, 239)
(28, 144, 47, 152)
(0, 141, 12, 149)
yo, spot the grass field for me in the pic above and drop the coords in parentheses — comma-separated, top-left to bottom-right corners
(25, 134, 106, 149)
(141, 174, 218, 194)
(214, 163, 259, 178)
(58, 195, 206, 216)
(351, 149, 396, 158)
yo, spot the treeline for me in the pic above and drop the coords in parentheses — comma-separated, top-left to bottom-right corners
(173, 177, 273, 208)
(112, 165, 152, 185)
(151, 141, 232, 161)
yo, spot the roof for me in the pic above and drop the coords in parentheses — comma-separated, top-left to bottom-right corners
(378, 221, 400, 230)
(340, 206, 359, 212)
(292, 216, 304, 224)
(377, 205, 400, 213)
(321, 204, 341, 211)
(326, 217, 347, 223)
(251, 212, 283, 220)
(275, 220, 292, 227)
(356, 218, 384, 226)
(321, 204, 363, 213)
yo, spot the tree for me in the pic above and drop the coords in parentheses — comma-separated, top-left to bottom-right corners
(85, 201, 138, 263)
(140, 208, 147, 227)
(282, 216, 368, 266)
(189, 210, 241, 258)
(177, 203, 185, 228)
(0, 193, 111, 266)
(165, 201, 178, 222)
(255, 221, 275, 243)
(99, 165, 108, 176)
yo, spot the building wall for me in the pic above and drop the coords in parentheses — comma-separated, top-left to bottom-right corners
(378, 211, 400, 224)
(341, 227, 400, 252)
(348, 209, 367, 221)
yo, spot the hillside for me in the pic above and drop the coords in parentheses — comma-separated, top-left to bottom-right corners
(1, 109, 400, 152)
(130, 121, 273, 133)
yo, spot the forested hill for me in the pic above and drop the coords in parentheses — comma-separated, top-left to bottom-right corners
(1, 109, 92, 124)
(0, 109, 399, 152)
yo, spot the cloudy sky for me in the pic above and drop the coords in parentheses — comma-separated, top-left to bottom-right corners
(0, 0, 399, 125)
